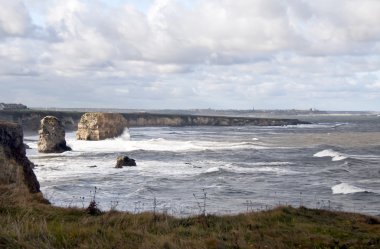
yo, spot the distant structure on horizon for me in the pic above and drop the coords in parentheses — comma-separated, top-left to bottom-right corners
(0, 103, 28, 111)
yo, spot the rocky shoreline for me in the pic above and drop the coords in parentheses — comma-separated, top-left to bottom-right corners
(0, 110, 309, 132)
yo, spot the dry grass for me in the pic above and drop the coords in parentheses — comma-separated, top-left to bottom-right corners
(0, 192, 379, 249)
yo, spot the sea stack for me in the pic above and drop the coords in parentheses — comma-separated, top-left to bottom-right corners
(38, 116, 71, 153)
(0, 120, 40, 194)
(76, 113, 128, 140)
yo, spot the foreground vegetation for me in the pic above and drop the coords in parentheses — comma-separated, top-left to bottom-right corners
(0, 195, 379, 249)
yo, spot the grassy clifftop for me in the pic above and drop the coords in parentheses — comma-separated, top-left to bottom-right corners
(0, 195, 379, 249)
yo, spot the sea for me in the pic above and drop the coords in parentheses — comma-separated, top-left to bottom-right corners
(25, 114, 380, 216)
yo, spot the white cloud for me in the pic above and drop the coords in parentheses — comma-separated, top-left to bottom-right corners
(0, 0, 380, 110)
(0, 0, 32, 36)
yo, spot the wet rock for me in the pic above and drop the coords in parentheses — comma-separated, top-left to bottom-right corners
(38, 116, 71, 153)
(76, 112, 128, 140)
(115, 156, 136, 168)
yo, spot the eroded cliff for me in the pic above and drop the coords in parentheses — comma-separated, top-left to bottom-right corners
(0, 120, 40, 195)
(123, 113, 307, 127)
(0, 110, 309, 132)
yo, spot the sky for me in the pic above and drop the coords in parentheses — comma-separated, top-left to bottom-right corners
(1, 0, 380, 111)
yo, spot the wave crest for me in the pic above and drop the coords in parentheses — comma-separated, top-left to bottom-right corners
(332, 183, 368, 194)
(204, 164, 296, 175)
(313, 149, 347, 161)
(66, 130, 266, 153)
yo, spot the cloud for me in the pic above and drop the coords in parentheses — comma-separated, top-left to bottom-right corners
(0, 0, 380, 110)
(0, 0, 32, 36)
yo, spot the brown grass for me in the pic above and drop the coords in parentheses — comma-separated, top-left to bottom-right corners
(0, 191, 379, 249)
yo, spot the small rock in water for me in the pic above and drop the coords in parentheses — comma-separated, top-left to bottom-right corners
(88, 165, 97, 168)
(115, 156, 136, 168)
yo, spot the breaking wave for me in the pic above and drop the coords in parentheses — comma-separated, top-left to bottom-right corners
(332, 183, 369, 194)
(66, 130, 266, 153)
(313, 149, 348, 161)
(204, 163, 296, 175)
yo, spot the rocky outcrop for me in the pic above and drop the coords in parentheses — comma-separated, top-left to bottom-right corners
(0, 120, 40, 194)
(76, 113, 128, 140)
(115, 156, 136, 168)
(38, 116, 71, 153)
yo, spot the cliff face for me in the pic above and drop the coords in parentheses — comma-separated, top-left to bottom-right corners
(124, 114, 307, 127)
(76, 113, 128, 140)
(0, 120, 40, 194)
(0, 110, 309, 131)
(0, 110, 81, 132)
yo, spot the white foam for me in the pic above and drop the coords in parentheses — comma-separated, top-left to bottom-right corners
(281, 123, 342, 129)
(62, 130, 266, 153)
(246, 162, 294, 166)
(204, 164, 296, 175)
(313, 149, 348, 161)
(206, 167, 221, 173)
(332, 183, 367, 194)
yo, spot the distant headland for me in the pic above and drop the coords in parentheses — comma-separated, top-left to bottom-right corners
(0, 105, 312, 132)
(0, 102, 28, 111)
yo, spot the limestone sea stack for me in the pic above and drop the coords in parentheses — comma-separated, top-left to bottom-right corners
(38, 116, 71, 153)
(0, 120, 40, 194)
(76, 113, 128, 140)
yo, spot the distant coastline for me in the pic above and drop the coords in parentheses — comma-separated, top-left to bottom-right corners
(0, 109, 309, 132)
(29, 106, 379, 116)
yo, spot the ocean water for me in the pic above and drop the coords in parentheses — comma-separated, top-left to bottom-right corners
(25, 115, 380, 216)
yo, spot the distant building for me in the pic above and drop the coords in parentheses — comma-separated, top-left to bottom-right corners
(0, 103, 28, 111)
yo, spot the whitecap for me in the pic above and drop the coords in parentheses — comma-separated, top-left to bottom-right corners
(247, 162, 294, 166)
(205, 167, 221, 173)
(281, 123, 342, 129)
(63, 130, 266, 153)
(313, 149, 348, 161)
(204, 164, 296, 175)
(332, 183, 368, 194)
(226, 166, 294, 174)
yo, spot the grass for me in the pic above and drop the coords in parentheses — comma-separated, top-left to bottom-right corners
(0, 192, 379, 249)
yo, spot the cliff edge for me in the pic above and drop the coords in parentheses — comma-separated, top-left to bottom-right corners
(0, 120, 40, 195)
